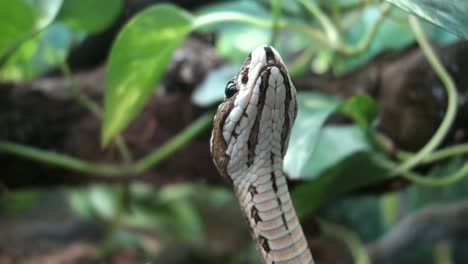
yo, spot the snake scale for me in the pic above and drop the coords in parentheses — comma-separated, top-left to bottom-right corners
(210, 45, 314, 264)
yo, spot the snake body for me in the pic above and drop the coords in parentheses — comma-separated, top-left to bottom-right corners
(211, 45, 314, 264)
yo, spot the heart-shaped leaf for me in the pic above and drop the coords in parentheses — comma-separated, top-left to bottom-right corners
(102, 4, 194, 146)
(284, 92, 341, 178)
(284, 92, 378, 179)
(337, 94, 378, 129)
(284, 92, 386, 214)
(293, 152, 389, 216)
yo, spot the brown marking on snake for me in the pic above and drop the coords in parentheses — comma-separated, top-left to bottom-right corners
(281, 72, 292, 157)
(212, 47, 314, 263)
(251, 206, 262, 223)
(242, 69, 249, 84)
(279, 200, 289, 231)
(248, 185, 262, 223)
(247, 71, 270, 167)
(211, 97, 235, 183)
(249, 185, 259, 195)
(271, 152, 289, 232)
(264, 46, 276, 65)
(259, 235, 271, 252)
(271, 172, 278, 193)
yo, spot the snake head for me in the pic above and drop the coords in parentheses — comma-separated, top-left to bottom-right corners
(210, 45, 297, 183)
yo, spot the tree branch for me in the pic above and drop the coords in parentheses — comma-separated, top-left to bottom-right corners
(367, 199, 468, 263)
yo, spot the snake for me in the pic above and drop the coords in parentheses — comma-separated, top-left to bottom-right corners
(210, 45, 314, 264)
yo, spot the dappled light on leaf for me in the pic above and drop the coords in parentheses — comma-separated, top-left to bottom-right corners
(0, 0, 62, 57)
(0, 23, 73, 81)
(102, 4, 194, 145)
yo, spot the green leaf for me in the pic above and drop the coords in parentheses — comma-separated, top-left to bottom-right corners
(284, 92, 378, 179)
(284, 92, 341, 178)
(191, 63, 240, 107)
(0, 0, 62, 58)
(89, 185, 119, 219)
(337, 94, 378, 129)
(256, 0, 303, 15)
(57, 0, 123, 33)
(170, 200, 204, 243)
(196, 0, 270, 19)
(68, 185, 120, 219)
(0, 1, 36, 57)
(292, 152, 389, 215)
(68, 188, 94, 218)
(337, 6, 458, 72)
(0, 23, 73, 81)
(386, 0, 468, 39)
(31, 0, 63, 29)
(102, 4, 194, 146)
(0, 189, 41, 213)
(284, 93, 388, 214)
(217, 26, 271, 61)
(157, 183, 195, 203)
(196, 1, 271, 61)
(297, 125, 373, 178)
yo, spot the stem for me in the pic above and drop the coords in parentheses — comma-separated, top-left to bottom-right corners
(376, 156, 468, 187)
(132, 111, 214, 173)
(115, 137, 132, 163)
(0, 111, 214, 176)
(59, 61, 102, 118)
(193, 11, 328, 44)
(397, 143, 468, 164)
(435, 241, 453, 264)
(340, 2, 392, 55)
(269, 0, 281, 46)
(99, 185, 127, 254)
(0, 141, 127, 175)
(424, 144, 468, 163)
(289, 44, 318, 76)
(319, 219, 370, 264)
(59, 60, 132, 163)
(390, 16, 458, 177)
(299, 0, 341, 48)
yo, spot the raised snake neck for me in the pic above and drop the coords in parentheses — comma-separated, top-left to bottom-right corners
(210, 45, 314, 264)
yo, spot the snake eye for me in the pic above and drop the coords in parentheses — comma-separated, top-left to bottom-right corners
(224, 81, 237, 98)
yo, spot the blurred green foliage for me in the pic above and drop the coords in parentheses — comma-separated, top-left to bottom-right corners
(68, 183, 235, 247)
(57, 0, 122, 33)
(0, 189, 40, 213)
(0, 0, 467, 263)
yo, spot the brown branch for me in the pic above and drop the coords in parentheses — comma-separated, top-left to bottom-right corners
(367, 199, 468, 263)
(1, 39, 467, 191)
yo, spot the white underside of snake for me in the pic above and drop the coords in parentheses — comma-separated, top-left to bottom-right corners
(210, 45, 315, 264)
